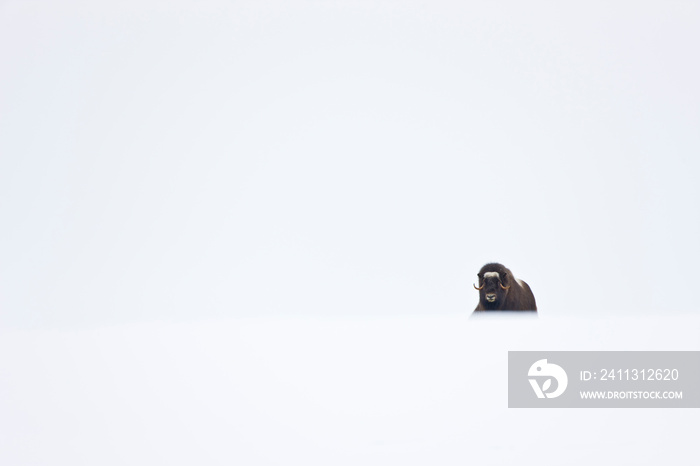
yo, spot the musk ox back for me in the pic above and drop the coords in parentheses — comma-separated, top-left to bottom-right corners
(473, 263, 537, 312)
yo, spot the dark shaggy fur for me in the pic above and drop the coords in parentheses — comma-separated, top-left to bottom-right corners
(473, 263, 537, 312)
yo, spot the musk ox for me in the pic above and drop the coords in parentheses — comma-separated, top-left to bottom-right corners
(473, 263, 537, 312)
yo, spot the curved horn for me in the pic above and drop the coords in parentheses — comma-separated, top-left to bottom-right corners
(500, 272, 511, 290)
(473, 283, 484, 290)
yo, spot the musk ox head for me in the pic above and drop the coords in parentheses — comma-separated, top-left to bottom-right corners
(473, 264, 512, 309)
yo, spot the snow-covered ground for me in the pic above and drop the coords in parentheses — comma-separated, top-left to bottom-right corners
(2, 313, 698, 465)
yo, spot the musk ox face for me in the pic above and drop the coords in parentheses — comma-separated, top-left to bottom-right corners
(474, 271, 510, 307)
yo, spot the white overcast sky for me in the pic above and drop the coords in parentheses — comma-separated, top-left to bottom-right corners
(1, 0, 699, 327)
